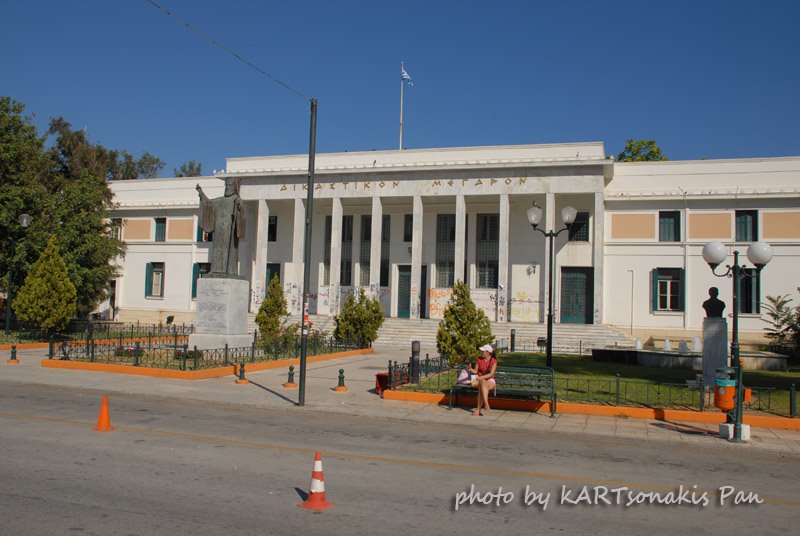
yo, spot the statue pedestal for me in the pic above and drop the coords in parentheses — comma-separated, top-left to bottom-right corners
(189, 276, 252, 350)
(702, 317, 728, 387)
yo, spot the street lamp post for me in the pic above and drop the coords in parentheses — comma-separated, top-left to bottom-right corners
(4, 213, 32, 335)
(526, 204, 577, 368)
(702, 240, 772, 443)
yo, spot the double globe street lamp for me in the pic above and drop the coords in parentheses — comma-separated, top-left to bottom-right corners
(4, 213, 32, 335)
(527, 204, 577, 368)
(701, 240, 773, 443)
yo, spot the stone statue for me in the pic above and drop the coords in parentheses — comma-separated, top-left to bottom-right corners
(196, 178, 245, 276)
(702, 287, 726, 318)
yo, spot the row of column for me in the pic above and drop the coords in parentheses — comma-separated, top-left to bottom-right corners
(251, 192, 604, 323)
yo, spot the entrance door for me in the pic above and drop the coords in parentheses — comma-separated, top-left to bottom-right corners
(419, 265, 427, 319)
(560, 267, 594, 324)
(266, 263, 281, 285)
(397, 265, 411, 318)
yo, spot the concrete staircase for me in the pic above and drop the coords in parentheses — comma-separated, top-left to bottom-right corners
(373, 317, 634, 354)
(247, 313, 634, 354)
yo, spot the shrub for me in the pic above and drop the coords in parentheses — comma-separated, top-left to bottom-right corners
(436, 280, 493, 366)
(255, 275, 288, 345)
(333, 288, 384, 347)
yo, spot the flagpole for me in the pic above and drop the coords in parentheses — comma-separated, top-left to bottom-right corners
(399, 61, 404, 150)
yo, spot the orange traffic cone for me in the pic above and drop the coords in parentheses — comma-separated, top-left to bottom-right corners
(298, 451, 334, 511)
(93, 395, 115, 432)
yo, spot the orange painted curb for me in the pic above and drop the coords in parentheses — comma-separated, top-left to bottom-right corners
(39, 348, 374, 380)
(382, 390, 800, 431)
(0, 342, 49, 350)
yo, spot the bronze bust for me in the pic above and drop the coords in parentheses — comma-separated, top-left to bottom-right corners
(702, 287, 725, 318)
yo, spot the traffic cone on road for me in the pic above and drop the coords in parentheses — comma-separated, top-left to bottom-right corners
(298, 451, 334, 511)
(93, 395, 115, 432)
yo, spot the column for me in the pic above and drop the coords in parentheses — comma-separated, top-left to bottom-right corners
(251, 200, 269, 312)
(369, 197, 383, 297)
(542, 192, 555, 322)
(593, 192, 604, 325)
(410, 195, 423, 319)
(329, 198, 343, 315)
(291, 198, 305, 315)
(454, 194, 466, 284)
(498, 194, 510, 322)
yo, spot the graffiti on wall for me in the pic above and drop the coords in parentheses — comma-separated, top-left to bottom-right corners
(471, 290, 497, 320)
(509, 291, 538, 322)
(427, 288, 453, 319)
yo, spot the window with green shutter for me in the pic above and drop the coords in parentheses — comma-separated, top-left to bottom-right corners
(651, 268, 684, 312)
(145, 262, 165, 298)
(659, 211, 680, 242)
(568, 212, 590, 242)
(155, 218, 166, 242)
(191, 262, 210, 299)
(735, 210, 757, 242)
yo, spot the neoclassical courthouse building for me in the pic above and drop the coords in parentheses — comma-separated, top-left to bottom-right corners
(106, 142, 800, 342)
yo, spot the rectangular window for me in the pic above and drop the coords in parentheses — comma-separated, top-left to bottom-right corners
(403, 214, 413, 242)
(191, 262, 210, 299)
(267, 216, 278, 242)
(110, 218, 122, 241)
(145, 262, 165, 298)
(380, 215, 390, 286)
(436, 214, 456, 287)
(651, 268, 685, 312)
(740, 268, 760, 314)
(154, 218, 166, 242)
(659, 211, 681, 242)
(568, 212, 590, 242)
(476, 214, 499, 288)
(735, 210, 758, 242)
(341, 215, 353, 286)
(196, 226, 213, 242)
(359, 215, 371, 286)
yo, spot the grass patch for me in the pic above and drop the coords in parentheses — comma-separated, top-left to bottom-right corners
(400, 352, 800, 416)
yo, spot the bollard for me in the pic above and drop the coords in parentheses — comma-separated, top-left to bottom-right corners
(791, 384, 797, 419)
(284, 365, 298, 388)
(7, 344, 20, 364)
(235, 360, 249, 385)
(334, 369, 348, 392)
(410, 340, 420, 384)
(510, 329, 516, 352)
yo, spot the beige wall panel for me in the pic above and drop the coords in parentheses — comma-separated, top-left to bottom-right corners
(610, 214, 655, 239)
(688, 213, 731, 240)
(763, 212, 800, 239)
(167, 218, 195, 240)
(123, 220, 151, 240)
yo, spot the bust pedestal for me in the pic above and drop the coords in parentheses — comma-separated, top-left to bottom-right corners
(702, 317, 728, 388)
(188, 275, 252, 350)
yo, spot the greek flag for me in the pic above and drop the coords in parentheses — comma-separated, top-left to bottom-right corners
(401, 65, 414, 86)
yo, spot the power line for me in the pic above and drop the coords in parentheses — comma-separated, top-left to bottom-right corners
(145, 0, 309, 101)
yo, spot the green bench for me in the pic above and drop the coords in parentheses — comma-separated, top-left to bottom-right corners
(448, 364, 557, 417)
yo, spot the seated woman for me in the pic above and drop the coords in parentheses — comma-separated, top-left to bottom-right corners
(469, 344, 497, 416)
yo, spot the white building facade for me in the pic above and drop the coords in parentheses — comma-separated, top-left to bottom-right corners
(107, 143, 800, 342)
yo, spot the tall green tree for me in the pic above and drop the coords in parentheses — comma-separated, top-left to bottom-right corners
(174, 160, 203, 177)
(1, 97, 132, 317)
(255, 275, 288, 345)
(333, 289, 385, 347)
(436, 281, 493, 366)
(617, 139, 668, 162)
(13, 236, 76, 333)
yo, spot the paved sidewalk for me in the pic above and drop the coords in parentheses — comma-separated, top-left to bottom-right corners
(2, 342, 799, 455)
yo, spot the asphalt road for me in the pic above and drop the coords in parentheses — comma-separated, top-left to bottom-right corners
(1, 381, 797, 536)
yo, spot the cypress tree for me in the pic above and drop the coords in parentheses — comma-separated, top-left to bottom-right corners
(13, 236, 77, 333)
(255, 275, 288, 345)
(436, 280, 493, 366)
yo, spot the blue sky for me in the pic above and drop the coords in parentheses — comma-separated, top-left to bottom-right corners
(4, 1, 799, 176)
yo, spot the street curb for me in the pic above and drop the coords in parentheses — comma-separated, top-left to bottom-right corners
(382, 389, 800, 431)
(40, 348, 374, 380)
